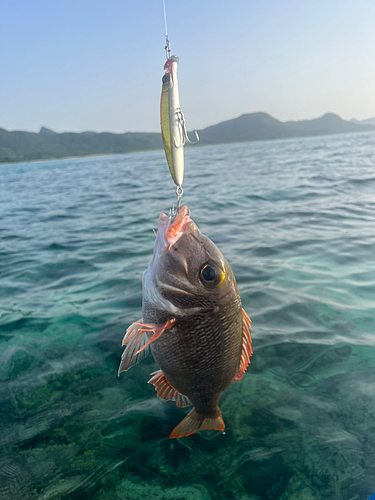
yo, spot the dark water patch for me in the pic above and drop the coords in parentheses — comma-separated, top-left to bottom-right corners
(43, 242, 74, 251)
(41, 274, 92, 290)
(1, 233, 33, 241)
(12, 206, 42, 214)
(41, 213, 79, 222)
(0, 346, 43, 381)
(0, 284, 25, 298)
(0, 316, 50, 333)
(36, 259, 98, 280)
(347, 176, 375, 185)
(252, 245, 280, 257)
(244, 194, 267, 202)
(236, 454, 292, 499)
(90, 249, 135, 264)
(311, 174, 336, 183)
(70, 279, 133, 298)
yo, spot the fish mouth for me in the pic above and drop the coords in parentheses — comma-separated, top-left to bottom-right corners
(150, 206, 191, 266)
(157, 205, 191, 250)
(166, 206, 191, 246)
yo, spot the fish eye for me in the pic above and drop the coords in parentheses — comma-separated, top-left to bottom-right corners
(199, 261, 226, 289)
(202, 265, 216, 281)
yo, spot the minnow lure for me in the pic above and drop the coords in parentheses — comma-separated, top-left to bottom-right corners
(160, 53, 199, 189)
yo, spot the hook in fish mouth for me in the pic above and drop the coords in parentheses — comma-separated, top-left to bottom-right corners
(149, 206, 190, 266)
(158, 205, 190, 251)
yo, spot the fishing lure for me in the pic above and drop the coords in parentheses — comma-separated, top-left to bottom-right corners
(160, 34, 198, 190)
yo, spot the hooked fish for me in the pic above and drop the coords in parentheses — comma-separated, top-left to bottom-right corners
(118, 206, 252, 438)
(160, 56, 198, 188)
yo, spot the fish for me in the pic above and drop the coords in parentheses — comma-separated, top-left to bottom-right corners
(160, 56, 198, 188)
(118, 206, 252, 438)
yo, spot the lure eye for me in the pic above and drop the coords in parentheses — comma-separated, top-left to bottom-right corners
(199, 261, 226, 289)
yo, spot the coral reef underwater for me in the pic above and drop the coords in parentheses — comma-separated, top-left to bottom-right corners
(1, 318, 374, 499)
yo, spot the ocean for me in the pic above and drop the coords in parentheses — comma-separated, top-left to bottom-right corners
(1, 131, 375, 500)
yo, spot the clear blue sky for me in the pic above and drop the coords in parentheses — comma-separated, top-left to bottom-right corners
(1, 0, 374, 133)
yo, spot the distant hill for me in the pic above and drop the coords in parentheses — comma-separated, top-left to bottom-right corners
(197, 112, 375, 145)
(351, 117, 375, 126)
(1, 112, 374, 164)
(0, 127, 162, 164)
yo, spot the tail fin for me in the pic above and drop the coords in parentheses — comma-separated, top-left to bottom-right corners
(170, 408, 225, 439)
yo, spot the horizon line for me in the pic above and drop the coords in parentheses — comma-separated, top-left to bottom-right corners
(2, 111, 375, 135)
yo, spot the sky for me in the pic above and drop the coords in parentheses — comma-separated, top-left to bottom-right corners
(1, 0, 375, 133)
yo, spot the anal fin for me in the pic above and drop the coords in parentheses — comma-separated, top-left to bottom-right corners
(234, 308, 253, 382)
(170, 408, 225, 439)
(148, 370, 191, 408)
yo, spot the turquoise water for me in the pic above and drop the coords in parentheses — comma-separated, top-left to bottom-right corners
(1, 132, 375, 500)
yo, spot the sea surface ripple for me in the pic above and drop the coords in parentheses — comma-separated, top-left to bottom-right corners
(0, 131, 375, 500)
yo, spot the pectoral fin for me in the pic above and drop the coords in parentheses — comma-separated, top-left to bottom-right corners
(118, 318, 175, 375)
(234, 308, 253, 382)
(135, 318, 176, 354)
(148, 370, 191, 408)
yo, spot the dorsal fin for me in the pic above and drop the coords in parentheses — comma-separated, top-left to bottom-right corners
(148, 370, 191, 408)
(234, 308, 253, 382)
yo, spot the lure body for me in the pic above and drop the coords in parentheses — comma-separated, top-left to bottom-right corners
(160, 56, 198, 188)
(160, 55, 184, 187)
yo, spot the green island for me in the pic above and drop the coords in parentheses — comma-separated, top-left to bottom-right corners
(1, 112, 374, 164)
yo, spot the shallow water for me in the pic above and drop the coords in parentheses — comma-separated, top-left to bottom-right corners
(1, 132, 375, 500)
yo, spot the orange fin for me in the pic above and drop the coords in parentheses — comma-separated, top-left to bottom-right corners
(135, 318, 176, 355)
(234, 308, 253, 382)
(170, 409, 225, 439)
(148, 370, 191, 408)
(118, 319, 149, 374)
(118, 318, 175, 375)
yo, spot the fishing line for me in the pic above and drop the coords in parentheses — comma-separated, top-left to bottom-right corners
(163, 0, 171, 59)
(162, 0, 168, 38)
(160, 0, 197, 215)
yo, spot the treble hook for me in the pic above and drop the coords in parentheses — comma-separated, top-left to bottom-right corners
(182, 118, 199, 145)
(173, 108, 199, 148)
